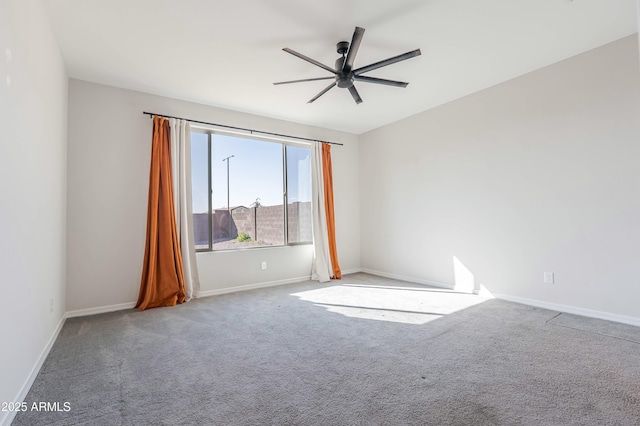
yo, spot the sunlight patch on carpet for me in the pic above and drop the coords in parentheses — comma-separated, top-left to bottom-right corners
(291, 280, 491, 325)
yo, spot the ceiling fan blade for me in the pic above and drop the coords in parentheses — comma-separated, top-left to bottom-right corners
(308, 82, 337, 103)
(283, 48, 336, 74)
(343, 27, 365, 73)
(354, 75, 408, 87)
(348, 85, 363, 104)
(353, 49, 421, 75)
(273, 76, 335, 85)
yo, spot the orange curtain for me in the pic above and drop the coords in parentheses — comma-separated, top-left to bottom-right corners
(321, 143, 341, 279)
(136, 116, 186, 311)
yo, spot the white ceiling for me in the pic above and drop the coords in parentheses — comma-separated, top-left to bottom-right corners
(43, 0, 638, 135)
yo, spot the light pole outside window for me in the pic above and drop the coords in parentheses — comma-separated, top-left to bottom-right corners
(222, 155, 235, 213)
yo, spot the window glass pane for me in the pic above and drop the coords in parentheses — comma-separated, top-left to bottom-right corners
(191, 132, 210, 250)
(211, 134, 284, 250)
(286, 145, 312, 243)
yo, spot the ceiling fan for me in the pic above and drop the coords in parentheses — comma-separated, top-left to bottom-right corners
(274, 27, 421, 104)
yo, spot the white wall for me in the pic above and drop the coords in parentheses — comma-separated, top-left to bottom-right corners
(66, 79, 360, 312)
(360, 35, 640, 322)
(0, 0, 68, 422)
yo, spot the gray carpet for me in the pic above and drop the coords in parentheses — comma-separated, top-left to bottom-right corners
(13, 273, 640, 425)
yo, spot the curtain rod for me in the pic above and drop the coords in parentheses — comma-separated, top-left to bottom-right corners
(142, 111, 343, 146)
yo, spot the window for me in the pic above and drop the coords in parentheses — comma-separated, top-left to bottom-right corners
(191, 130, 312, 251)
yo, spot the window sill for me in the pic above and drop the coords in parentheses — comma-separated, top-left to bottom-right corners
(196, 242, 312, 254)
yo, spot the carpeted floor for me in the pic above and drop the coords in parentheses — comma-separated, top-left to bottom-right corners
(13, 273, 640, 425)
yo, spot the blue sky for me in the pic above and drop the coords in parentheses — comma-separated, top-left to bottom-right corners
(191, 132, 310, 213)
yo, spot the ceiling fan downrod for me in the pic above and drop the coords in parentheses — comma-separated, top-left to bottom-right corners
(335, 42, 354, 89)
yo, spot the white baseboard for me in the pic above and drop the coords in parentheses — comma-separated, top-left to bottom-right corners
(65, 277, 315, 319)
(359, 268, 454, 290)
(1, 315, 66, 426)
(199, 276, 312, 298)
(493, 293, 640, 327)
(65, 302, 137, 318)
(340, 268, 362, 275)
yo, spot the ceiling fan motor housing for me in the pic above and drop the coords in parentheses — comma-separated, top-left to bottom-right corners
(334, 55, 354, 88)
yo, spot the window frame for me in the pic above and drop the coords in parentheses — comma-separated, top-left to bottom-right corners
(191, 127, 312, 252)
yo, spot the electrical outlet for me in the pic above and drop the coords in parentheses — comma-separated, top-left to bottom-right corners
(261, 261, 267, 270)
(49, 298, 54, 313)
(543, 272, 554, 284)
